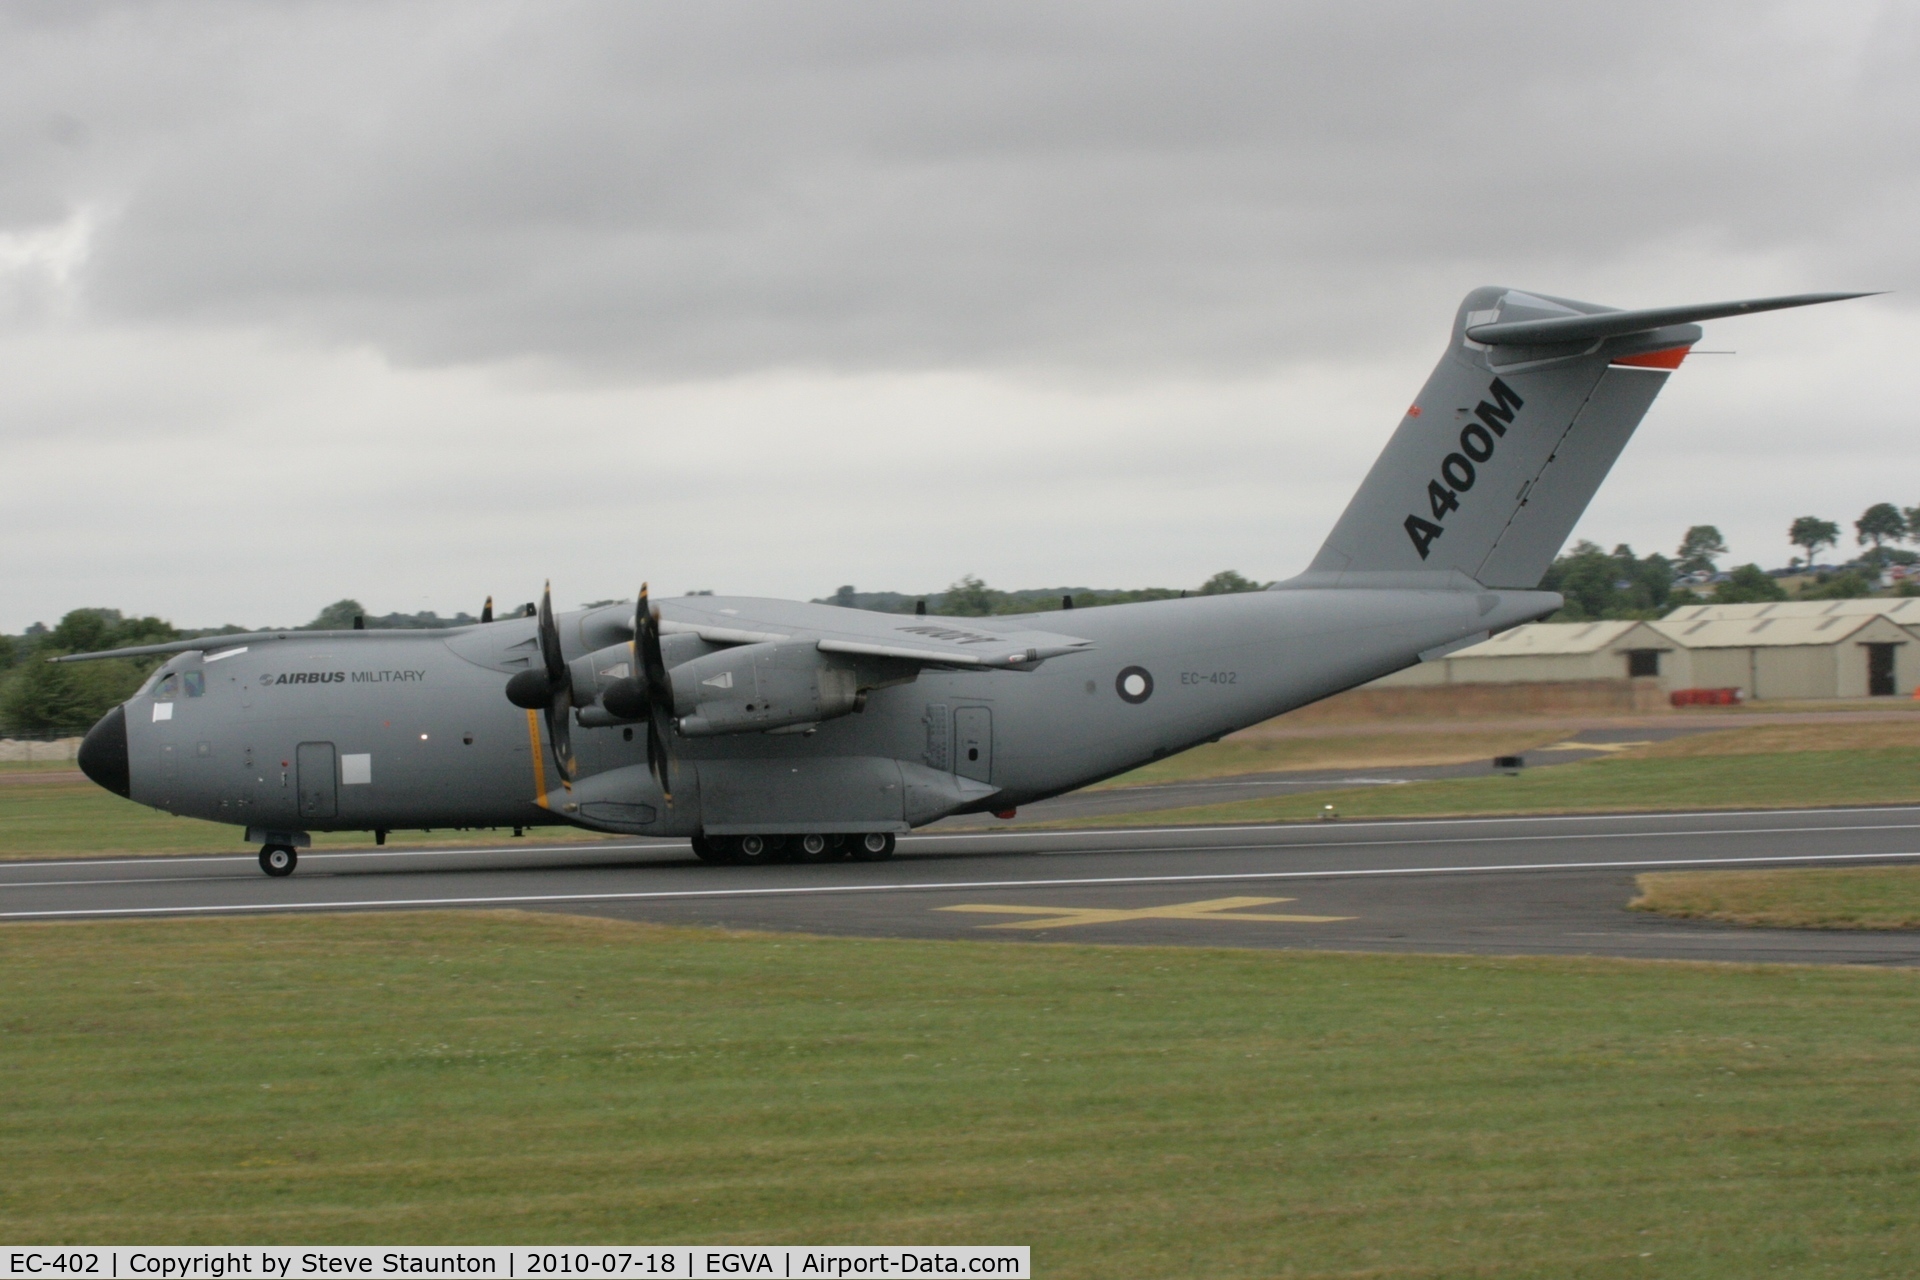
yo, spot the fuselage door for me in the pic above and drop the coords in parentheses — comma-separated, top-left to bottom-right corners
(954, 707, 992, 783)
(297, 741, 339, 820)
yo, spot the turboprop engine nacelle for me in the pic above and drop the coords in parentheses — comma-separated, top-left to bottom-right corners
(564, 633, 712, 728)
(671, 640, 860, 737)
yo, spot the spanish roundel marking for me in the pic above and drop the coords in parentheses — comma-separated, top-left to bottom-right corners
(1116, 666, 1154, 704)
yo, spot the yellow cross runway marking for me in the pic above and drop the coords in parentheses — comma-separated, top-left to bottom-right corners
(937, 895, 1353, 931)
(1540, 740, 1653, 754)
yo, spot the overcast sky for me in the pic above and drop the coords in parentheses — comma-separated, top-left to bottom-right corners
(2, 1, 1916, 631)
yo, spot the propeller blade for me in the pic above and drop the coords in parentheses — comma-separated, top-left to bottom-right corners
(646, 707, 672, 802)
(536, 582, 576, 782)
(537, 583, 567, 688)
(637, 582, 672, 711)
(635, 583, 674, 801)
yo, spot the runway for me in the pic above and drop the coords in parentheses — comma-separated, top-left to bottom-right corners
(6, 806, 1920, 964)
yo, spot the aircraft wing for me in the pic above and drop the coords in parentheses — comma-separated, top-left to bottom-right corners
(653, 598, 1095, 671)
(47, 627, 442, 664)
(51, 598, 1097, 674)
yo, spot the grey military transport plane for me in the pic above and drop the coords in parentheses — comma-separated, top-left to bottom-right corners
(63, 287, 1865, 875)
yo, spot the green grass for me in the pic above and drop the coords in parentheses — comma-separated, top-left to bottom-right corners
(1042, 746, 1920, 829)
(0, 778, 606, 859)
(1090, 727, 1564, 789)
(2, 912, 1918, 1274)
(1634, 866, 1920, 929)
(12, 723, 1920, 858)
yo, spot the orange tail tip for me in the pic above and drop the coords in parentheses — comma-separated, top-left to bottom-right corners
(1612, 346, 1691, 369)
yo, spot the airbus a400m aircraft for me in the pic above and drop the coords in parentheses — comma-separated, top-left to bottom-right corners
(65, 287, 1863, 875)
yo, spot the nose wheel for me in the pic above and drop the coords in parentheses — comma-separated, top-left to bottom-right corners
(258, 844, 298, 877)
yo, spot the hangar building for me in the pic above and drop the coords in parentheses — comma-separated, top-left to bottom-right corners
(1381, 620, 1671, 686)
(1370, 597, 1919, 700)
(1651, 599, 1920, 699)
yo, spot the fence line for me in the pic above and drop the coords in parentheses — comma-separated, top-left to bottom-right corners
(0, 733, 87, 762)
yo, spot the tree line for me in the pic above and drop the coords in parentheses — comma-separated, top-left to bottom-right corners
(1548, 503, 1920, 623)
(2, 579, 1272, 735)
(819, 570, 1267, 617)
(7, 519, 1909, 734)
(1784, 503, 1918, 570)
(0, 599, 486, 737)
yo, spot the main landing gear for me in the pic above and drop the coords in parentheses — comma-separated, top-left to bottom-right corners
(690, 832, 896, 866)
(259, 844, 298, 877)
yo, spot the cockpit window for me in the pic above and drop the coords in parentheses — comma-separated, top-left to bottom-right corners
(184, 671, 205, 698)
(154, 673, 179, 700)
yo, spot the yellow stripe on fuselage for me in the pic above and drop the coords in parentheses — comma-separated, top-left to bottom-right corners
(526, 708, 549, 808)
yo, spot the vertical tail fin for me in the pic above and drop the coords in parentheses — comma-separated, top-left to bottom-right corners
(1304, 287, 1866, 590)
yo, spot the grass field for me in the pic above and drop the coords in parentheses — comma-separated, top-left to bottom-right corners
(2, 911, 1918, 1274)
(1044, 724, 1920, 829)
(0, 780, 607, 859)
(1635, 866, 1920, 930)
(1090, 727, 1566, 788)
(9, 722, 1920, 859)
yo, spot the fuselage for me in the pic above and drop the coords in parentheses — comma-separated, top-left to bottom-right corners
(96, 583, 1554, 842)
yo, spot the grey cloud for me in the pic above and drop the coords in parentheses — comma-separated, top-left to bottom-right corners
(4, 1, 1916, 377)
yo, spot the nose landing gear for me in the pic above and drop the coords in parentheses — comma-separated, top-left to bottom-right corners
(258, 844, 298, 877)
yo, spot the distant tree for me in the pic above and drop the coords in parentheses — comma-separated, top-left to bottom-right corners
(1788, 516, 1841, 569)
(831, 585, 857, 608)
(1196, 570, 1265, 595)
(937, 576, 997, 617)
(0, 657, 92, 733)
(47, 609, 122, 653)
(1712, 564, 1788, 604)
(2, 659, 151, 733)
(1905, 506, 1920, 542)
(39, 609, 176, 655)
(304, 599, 368, 630)
(0, 634, 15, 672)
(1675, 525, 1728, 575)
(1540, 542, 1672, 620)
(1856, 503, 1907, 563)
(1800, 570, 1874, 600)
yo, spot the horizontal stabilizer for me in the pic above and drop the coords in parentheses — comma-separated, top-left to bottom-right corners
(1303, 284, 1870, 591)
(1466, 292, 1875, 346)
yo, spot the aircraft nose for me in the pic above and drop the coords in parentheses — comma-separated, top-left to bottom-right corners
(77, 704, 131, 798)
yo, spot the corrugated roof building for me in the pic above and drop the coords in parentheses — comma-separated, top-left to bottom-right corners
(1663, 597, 1920, 625)
(1646, 611, 1916, 699)
(1369, 597, 1918, 700)
(1379, 620, 1673, 686)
